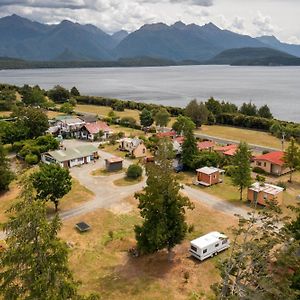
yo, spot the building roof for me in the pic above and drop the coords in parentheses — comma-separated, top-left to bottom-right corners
(120, 137, 142, 148)
(196, 166, 224, 175)
(45, 145, 98, 162)
(223, 148, 237, 156)
(197, 140, 215, 150)
(191, 231, 228, 248)
(249, 182, 284, 195)
(254, 151, 285, 166)
(215, 144, 237, 152)
(106, 156, 123, 163)
(156, 131, 176, 138)
(78, 114, 98, 123)
(174, 136, 185, 145)
(55, 115, 73, 121)
(60, 117, 85, 125)
(84, 121, 111, 134)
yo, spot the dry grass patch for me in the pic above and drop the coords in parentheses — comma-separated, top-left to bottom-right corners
(91, 168, 126, 177)
(113, 177, 143, 186)
(54, 178, 94, 213)
(0, 182, 20, 225)
(0, 111, 12, 117)
(59, 195, 237, 299)
(110, 125, 144, 137)
(197, 125, 282, 149)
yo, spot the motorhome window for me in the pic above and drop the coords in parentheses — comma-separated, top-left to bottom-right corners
(203, 249, 207, 254)
(191, 245, 197, 252)
(215, 243, 219, 247)
(222, 239, 228, 245)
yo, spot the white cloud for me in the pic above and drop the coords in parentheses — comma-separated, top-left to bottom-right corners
(287, 36, 300, 45)
(253, 11, 275, 35)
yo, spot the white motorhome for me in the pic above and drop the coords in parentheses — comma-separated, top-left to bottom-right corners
(189, 231, 230, 261)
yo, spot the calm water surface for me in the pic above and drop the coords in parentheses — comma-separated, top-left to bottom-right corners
(0, 65, 299, 122)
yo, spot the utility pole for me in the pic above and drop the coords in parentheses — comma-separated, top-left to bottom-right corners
(281, 131, 286, 151)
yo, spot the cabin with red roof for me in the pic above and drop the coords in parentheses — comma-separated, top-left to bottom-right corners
(253, 151, 289, 176)
(80, 121, 113, 141)
(214, 144, 238, 157)
(156, 131, 177, 139)
(197, 141, 215, 152)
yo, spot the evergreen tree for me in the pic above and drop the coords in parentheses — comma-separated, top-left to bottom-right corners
(70, 86, 80, 97)
(0, 177, 80, 300)
(258, 104, 273, 119)
(185, 99, 209, 128)
(180, 118, 198, 169)
(32, 164, 72, 211)
(140, 108, 154, 127)
(0, 142, 14, 192)
(231, 142, 252, 201)
(48, 85, 70, 103)
(284, 137, 300, 182)
(239, 101, 257, 116)
(205, 97, 222, 116)
(135, 139, 193, 259)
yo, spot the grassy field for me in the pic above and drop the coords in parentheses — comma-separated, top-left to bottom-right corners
(113, 177, 143, 186)
(46, 110, 65, 119)
(60, 196, 237, 299)
(110, 125, 144, 137)
(0, 178, 94, 223)
(197, 125, 282, 149)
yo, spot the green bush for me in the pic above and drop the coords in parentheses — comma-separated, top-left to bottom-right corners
(276, 181, 287, 191)
(126, 164, 143, 179)
(25, 153, 39, 165)
(252, 166, 267, 175)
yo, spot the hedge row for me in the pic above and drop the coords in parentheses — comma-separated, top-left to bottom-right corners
(75, 95, 183, 116)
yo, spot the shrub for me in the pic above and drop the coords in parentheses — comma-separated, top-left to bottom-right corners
(126, 164, 143, 179)
(223, 165, 236, 177)
(25, 153, 39, 165)
(252, 166, 267, 175)
(276, 181, 287, 191)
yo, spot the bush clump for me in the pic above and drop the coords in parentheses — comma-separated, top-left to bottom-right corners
(126, 164, 143, 179)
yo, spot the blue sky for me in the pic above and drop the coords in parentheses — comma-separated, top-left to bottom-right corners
(0, 0, 299, 43)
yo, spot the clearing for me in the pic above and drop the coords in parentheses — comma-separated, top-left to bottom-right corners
(60, 196, 237, 300)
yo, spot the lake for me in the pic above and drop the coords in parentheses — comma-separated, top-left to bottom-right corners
(0, 65, 299, 122)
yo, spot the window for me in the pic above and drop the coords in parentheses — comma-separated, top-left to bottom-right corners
(203, 249, 207, 254)
(264, 193, 268, 200)
(215, 243, 219, 247)
(264, 162, 267, 167)
(257, 162, 262, 166)
(191, 245, 197, 252)
(222, 239, 228, 245)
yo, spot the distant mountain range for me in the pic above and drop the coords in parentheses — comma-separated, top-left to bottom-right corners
(0, 14, 300, 65)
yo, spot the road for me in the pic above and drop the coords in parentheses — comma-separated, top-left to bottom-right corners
(0, 140, 249, 239)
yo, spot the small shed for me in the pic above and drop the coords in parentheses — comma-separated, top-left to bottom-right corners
(194, 167, 225, 187)
(247, 182, 284, 206)
(105, 157, 123, 172)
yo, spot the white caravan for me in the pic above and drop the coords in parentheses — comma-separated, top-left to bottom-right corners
(189, 231, 230, 261)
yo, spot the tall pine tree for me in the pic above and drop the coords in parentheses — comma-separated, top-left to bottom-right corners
(0, 176, 82, 300)
(284, 137, 300, 183)
(0, 142, 14, 192)
(135, 139, 194, 259)
(231, 142, 252, 201)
